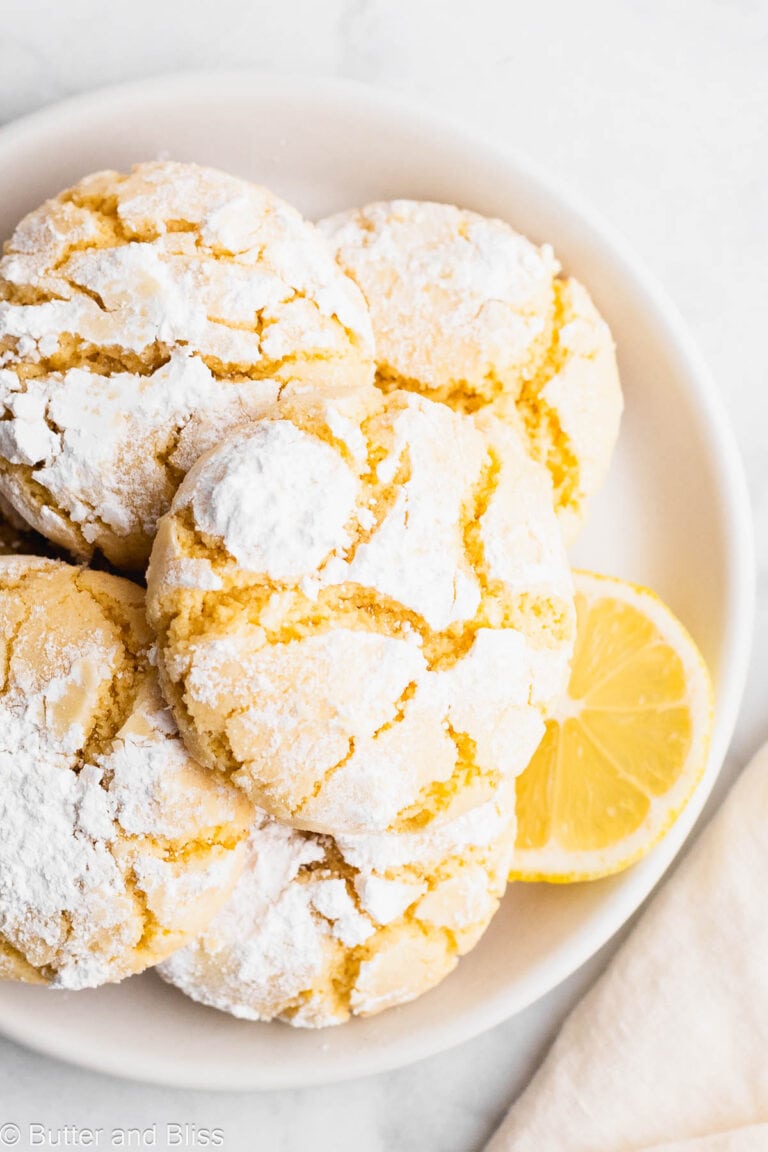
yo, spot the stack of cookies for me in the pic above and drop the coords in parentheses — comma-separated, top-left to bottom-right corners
(0, 163, 621, 1026)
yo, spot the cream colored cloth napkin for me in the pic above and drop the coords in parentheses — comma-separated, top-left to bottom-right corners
(486, 741, 768, 1152)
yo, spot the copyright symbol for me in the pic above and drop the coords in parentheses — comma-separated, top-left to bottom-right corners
(0, 1125, 19, 1146)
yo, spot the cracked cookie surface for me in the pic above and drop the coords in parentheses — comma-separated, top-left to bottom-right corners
(0, 557, 253, 989)
(0, 162, 374, 569)
(158, 787, 515, 1027)
(147, 388, 575, 835)
(319, 200, 623, 540)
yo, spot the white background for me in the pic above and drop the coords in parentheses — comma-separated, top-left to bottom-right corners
(0, 1, 766, 1148)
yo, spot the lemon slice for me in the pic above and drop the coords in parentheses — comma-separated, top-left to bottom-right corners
(511, 571, 714, 882)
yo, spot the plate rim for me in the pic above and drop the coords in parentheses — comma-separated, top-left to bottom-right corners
(0, 69, 755, 1090)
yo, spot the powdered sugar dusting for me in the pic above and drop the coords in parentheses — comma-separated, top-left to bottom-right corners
(153, 390, 575, 835)
(185, 421, 358, 580)
(342, 398, 484, 629)
(158, 789, 515, 1027)
(320, 200, 622, 542)
(0, 559, 250, 989)
(320, 199, 557, 393)
(0, 161, 374, 567)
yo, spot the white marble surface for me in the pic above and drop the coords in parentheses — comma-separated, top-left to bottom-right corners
(0, 0, 766, 1147)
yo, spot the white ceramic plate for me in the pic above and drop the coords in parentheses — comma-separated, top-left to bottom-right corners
(0, 73, 754, 1090)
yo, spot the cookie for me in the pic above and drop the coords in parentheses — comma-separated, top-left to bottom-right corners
(320, 200, 623, 540)
(0, 557, 253, 989)
(159, 789, 514, 1027)
(0, 162, 374, 570)
(147, 387, 575, 835)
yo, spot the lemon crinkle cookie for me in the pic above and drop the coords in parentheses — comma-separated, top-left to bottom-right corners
(0, 557, 253, 989)
(319, 200, 623, 540)
(159, 788, 515, 1027)
(0, 162, 374, 569)
(147, 387, 575, 835)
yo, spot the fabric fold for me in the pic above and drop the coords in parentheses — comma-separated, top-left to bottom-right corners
(486, 743, 768, 1152)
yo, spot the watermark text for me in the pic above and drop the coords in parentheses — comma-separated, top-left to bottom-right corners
(0, 1123, 225, 1148)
